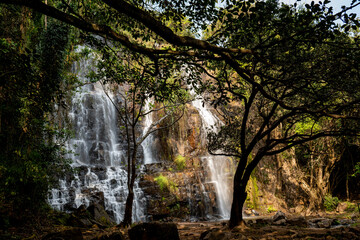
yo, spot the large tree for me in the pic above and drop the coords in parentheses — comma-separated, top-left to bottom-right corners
(1, 0, 360, 227)
(203, 1, 360, 226)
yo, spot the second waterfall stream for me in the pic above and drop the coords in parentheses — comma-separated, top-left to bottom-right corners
(191, 94, 235, 219)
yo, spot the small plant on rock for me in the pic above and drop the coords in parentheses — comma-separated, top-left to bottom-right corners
(174, 155, 186, 170)
(154, 174, 178, 193)
(267, 205, 277, 213)
(324, 195, 340, 211)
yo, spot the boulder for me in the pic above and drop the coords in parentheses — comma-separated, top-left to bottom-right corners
(243, 210, 251, 216)
(316, 219, 334, 228)
(67, 214, 93, 228)
(273, 219, 287, 225)
(251, 209, 260, 216)
(286, 216, 307, 227)
(87, 203, 115, 226)
(272, 211, 286, 222)
(91, 166, 107, 181)
(88, 191, 106, 207)
(252, 218, 272, 226)
(308, 218, 335, 228)
(199, 228, 232, 240)
(42, 228, 83, 240)
(336, 202, 348, 213)
(339, 219, 355, 226)
(128, 222, 180, 240)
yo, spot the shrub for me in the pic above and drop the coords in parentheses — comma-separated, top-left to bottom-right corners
(324, 195, 340, 211)
(345, 202, 360, 213)
(174, 155, 186, 170)
(353, 162, 360, 177)
(154, 174, 177, 193)
(154, 174, 169, 191)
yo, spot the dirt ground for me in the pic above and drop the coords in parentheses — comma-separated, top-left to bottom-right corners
(176, 221, 360, 240)
(2, 215, 360, 240)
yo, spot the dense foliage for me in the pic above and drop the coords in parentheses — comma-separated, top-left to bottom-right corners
(0, 5, 71, 220)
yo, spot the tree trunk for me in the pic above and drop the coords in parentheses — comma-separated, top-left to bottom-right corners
(346, 174, 349, 201)
(229, 180, 247, 228)
(122, 151, 137, 226)
(122, 189, 134, 226)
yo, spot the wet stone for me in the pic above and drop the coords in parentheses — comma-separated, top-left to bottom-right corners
(316, 219, 334, 228)
(91, 166, 107, 180)
(110, 179, 118, 189)
(272, 211, 286, 222)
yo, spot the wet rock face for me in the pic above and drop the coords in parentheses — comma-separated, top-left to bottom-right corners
(141, 100, 235, 221)
(87, 202, 116, 226)
(128, 222, 180, 240)
(91, 166, 107, 181)
(139, 163, 220, 221)
(49, 165, 146, 223)
(50, 60, 233, 223)
(156, 104, 205, 160)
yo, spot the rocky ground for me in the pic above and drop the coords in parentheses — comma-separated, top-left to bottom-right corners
(0, 204, 360, 240)
(2, 212, 360, 240)
(177, 218, 360, 240)
(40, 217, 360, 240)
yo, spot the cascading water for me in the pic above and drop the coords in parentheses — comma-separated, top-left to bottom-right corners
(141, 99, 157, 164)
(192, 94, 235, 219)
(48, 47, 146, 223)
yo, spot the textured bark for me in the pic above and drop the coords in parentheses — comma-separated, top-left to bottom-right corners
(122, 143, 137, 226)
(229, 180, 247, 229)
(122, 190, 134, 226)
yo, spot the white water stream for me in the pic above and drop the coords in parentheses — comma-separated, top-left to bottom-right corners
(141, 99, 157, 164)
(192, 94, 235, 219)
(48, 48, 146, 223)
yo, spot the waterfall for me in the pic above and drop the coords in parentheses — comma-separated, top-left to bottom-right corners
(141, 99, 157, 164)
(48, 47, 146, 223)
(192, 94, 235, 219)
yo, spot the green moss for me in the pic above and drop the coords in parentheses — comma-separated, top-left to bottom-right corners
(100, 216, 109, 225)
(174, 155, 187, 170)
(155, 174, 169, 191)
(251, 176, 259, 209)
(267, 205, 277, 213)
(154, 174, 178, 193)
(245, 176, 259, 209)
